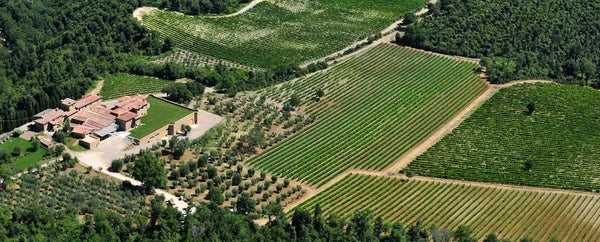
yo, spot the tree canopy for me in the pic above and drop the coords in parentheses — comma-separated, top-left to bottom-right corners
(402, 0, 600, 85)
(131, 151, 167, 190)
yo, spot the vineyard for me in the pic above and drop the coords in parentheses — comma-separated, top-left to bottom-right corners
(100, 73, 176, 100)
(247, 44, 487, 186)
(406, 83, 600, 192)
(152, 49, 261, 71)
(140, 0, 424, 67)
(295, 174, 600, 241)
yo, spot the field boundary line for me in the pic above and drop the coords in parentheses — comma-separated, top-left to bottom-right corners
(299, 0, 439, 68)
(383, 79, 553, 172)
(285, 167, 600, 213)
(284, 80, 557, 213)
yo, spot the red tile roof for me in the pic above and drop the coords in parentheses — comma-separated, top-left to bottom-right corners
(35, 109, 65, 125)
(70, 107, 116, 132)
(74, 94, 102, 109)
(110, 107, 130, 116)
(72, 126, 92, 135)
(117, 111, 138, 122)
(91, 106, 112, 116)
(61, 98, 76, 106)
(115, 95, 148, 112)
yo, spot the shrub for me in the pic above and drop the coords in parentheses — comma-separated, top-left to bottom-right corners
(260, 171, 267, 181)
(171, 170, 180, 180)
(52, 131, 66, 143)
(207, 165, 217, 179)
(232, 172, 242, 186)
(109, 160, 124, 172)
(247, 169, 255, 178)
(12, 145, 21, 157)
(213, 176, 222, 186)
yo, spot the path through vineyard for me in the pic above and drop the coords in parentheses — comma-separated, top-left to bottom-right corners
(133, 0, 264, 22)
(284, 79, 555, 213)
(299, 0, 440, 68)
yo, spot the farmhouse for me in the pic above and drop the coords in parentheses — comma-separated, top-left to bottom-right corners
(70, 106, 117, 138)
(33, 109, 69, 132)
(31, 93, 153, 149)
(114, 94, 149, 116)
(33, 94, 102, 132)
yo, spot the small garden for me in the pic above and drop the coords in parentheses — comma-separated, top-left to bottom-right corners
(0, 134, 49, 172)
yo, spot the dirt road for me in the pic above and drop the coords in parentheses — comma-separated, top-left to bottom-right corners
(133, 0, 264, 21)
(208, 0, 264, 18)
(284, 80, 556, 212)
(299, 0, 438, 68)
(88, 80, 103, 95)
(384, 80, 553, 172)
(72, 111, 222, 213)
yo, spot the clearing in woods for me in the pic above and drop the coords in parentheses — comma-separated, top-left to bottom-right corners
(406, 83, 600, 192)
(138, 0, 424, 67)
(247, 43, 487, 186)
(295, 174, 600, 242)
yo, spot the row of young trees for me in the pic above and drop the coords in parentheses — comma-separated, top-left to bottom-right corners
(401, 0, 600, 86)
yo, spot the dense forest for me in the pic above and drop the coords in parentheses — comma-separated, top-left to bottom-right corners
(0, 0, 323, 133)
(0, 192, 507, 242)
(402, 0, 600, 85)
(0, 0, 164, 132)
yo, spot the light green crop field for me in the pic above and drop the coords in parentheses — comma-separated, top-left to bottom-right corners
(406, 83, 600, 192)
(129, 96, 194, 139)
(0, 138, 47, 171)
(140, 0, 424, 67)
(100, 73, 175, 100)
(295, 174, 600, 242)
(247, 44, 487, 186)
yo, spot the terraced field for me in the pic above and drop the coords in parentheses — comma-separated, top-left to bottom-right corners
(247, 44, 487, 186)
(152, 49, 260, 71)
(406, 83, 600, 192)
(100, 73, 176, 100)
(140, 0, 424, 67)
(296, 174, 600, 241)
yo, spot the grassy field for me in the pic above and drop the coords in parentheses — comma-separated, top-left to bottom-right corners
(295, 174, 600, 241)
(140, 0, 424, 67)
(100, 73, 175, 100)
(0, 138, 47, 171)
(406, 83, 600, 192)
(247, 44, 487, 186)
(65, 137, 87, 151)
(129, 96, 194, 138)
